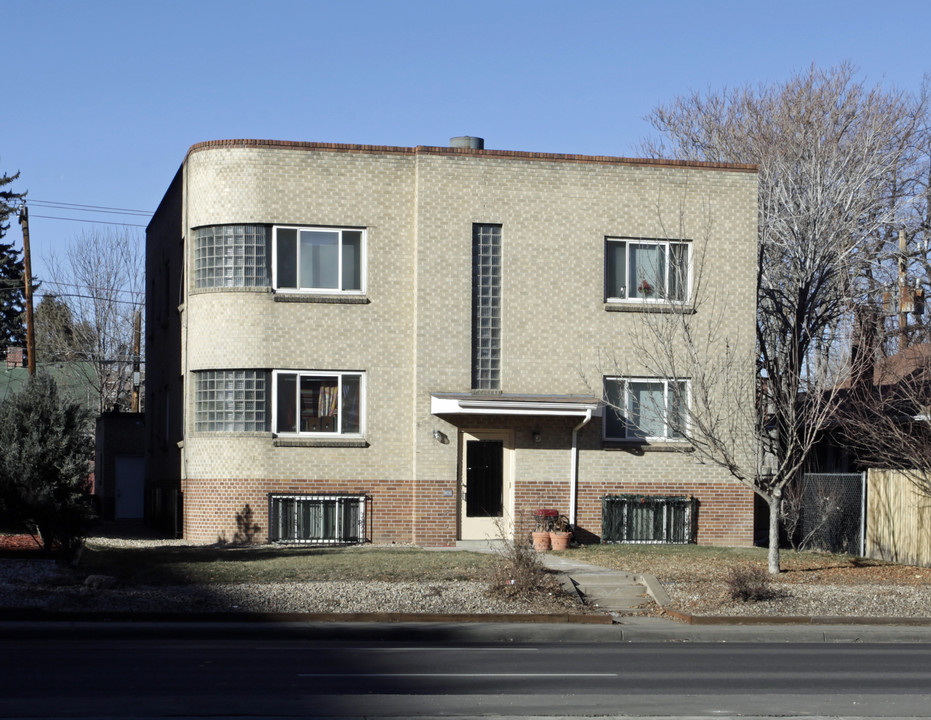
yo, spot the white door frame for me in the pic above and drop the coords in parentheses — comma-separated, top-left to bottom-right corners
(459, 429, 514, 540)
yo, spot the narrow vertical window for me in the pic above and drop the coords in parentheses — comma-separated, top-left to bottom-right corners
(472, 224, 501, 390)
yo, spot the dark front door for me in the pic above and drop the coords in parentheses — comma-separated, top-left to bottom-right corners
(466, 439, 503, 518)
(460, 431, 512, 540)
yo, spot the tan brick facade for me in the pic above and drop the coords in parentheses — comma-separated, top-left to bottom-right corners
(146, 140, 758, 547)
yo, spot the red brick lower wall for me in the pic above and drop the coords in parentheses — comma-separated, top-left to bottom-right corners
(181, 478, 413, 545)
(516, 479, 755, 547)
(182, 476, 755, 547)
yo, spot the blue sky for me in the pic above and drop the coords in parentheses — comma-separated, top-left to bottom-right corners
(3, 0, 931, 281)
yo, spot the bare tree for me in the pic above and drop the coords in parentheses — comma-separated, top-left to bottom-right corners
(635, 63, 928, 572)
(44, 227, 144, 414)
(840, 344, 931, 495)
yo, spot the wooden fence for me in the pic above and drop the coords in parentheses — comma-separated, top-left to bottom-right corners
(867, 469, 931, 568)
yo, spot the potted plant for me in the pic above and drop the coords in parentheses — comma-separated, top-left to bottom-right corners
(531, 508, 557, 551)
(549, 515, 572, 551)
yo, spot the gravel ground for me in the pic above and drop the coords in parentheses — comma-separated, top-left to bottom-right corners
(586, 548, 931, 618)
(0, 534, 582, 616)
(5, 533, 931, 618)
(664, 580, 931, 618)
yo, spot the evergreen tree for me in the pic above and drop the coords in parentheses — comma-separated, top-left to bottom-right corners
(0, 374, 95, 555)
(0, 170, 27, 347)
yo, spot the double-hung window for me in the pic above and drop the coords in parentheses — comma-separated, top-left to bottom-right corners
(605, 238, 689, 302)
(604, 377, 689, 441)
(273, 370, 364, 436)
(273, 226, 365, 293)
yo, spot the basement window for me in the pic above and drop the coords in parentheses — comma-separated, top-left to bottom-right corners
(269, 494, 367, 544)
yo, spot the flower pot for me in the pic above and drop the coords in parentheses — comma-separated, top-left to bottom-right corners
(549, 531, 571, 551)
(531, 531, 551, 552)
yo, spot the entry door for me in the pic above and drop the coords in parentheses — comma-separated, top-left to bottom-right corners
(460, 430, 513, 540)
(115, 455, 145, 519)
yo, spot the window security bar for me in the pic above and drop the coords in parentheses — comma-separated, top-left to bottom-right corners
(269, 493, 367, 545)
(601, 494, 696, 544)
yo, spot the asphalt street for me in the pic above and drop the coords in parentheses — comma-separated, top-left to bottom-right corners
(3, 627, 931, 718)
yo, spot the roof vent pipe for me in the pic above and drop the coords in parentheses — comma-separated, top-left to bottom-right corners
(450, 136, 484, 149)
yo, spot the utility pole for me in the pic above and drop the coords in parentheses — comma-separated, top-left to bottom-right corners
(17, 203, 36, 375)
(130, 309, 141, 412)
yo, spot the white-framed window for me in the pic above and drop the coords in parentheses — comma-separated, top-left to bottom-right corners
(273, 226, 365, 293)
(272, 370, 364, 436)
(603, 377, 689, 441)
(605, 238, 689, 302)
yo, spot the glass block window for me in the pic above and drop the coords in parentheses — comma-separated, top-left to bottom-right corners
(193, 225, 271, 289)
(194, 370, 270, 432)
(472, 224, 501, 390)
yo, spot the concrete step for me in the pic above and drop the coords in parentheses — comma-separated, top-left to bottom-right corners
(455, 539, 507, 551)
(567, 572, 653, 615)
(574, 584, 647, 601)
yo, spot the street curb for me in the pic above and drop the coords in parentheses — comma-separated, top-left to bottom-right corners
(0, 608, 612, 624)
(657, 609, 931, 626)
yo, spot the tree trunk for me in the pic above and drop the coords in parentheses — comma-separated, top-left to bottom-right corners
(768, 492, 782, 574)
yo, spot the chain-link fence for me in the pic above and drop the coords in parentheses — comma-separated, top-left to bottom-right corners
(785, 473, 865, 555)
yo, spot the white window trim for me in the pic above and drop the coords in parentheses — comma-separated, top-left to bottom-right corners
(604, 237, 691, 304)
(272, 225, 367, 295)
(603, 376, 690, 441)
(271, 369, 366, 437)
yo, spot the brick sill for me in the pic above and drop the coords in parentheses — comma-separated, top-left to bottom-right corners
(602, 441, 694, 454)
(273, 438, 369, 448)
(604, 302, 696, 314)
(274, 293, 370, 304)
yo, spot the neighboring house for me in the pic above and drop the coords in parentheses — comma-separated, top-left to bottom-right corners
(145, 137, 759, 546)
(0, 348, 99, 411)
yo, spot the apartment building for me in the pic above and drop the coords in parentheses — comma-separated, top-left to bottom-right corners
(146, 137, 758, 546)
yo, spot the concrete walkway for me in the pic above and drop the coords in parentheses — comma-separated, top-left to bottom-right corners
(453, 539, 668, 619)
(537, 552, 667, 620)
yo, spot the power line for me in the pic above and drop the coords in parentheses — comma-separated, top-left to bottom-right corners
(28, 199, 152, 216)
(29, 203, 151, 218)
(44, 281, 144, 298)
(36, 291, 144, 308)
(29, 213, 148, 228)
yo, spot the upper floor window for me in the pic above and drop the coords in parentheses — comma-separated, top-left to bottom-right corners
(273, 370, 364, 436)
(193, 225, 270, 289)
(604, 376, 688, 441)
(274, 227, 365, 293)
(193, 369, 270, 432)
(605, 238, 689, 302)
(472, 223, 501, 390)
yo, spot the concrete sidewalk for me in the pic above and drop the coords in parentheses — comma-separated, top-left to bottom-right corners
(537, 551, 931, 638)
(539, 552, 664, 619)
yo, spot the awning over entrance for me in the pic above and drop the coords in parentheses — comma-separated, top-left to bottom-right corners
(432, 393, 603, 530)
(431, 392, 603, 418)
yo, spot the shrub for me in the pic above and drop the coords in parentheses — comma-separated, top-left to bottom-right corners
(486, 528, 564, 602)
(0, 374, 95, 557)
(726, 564, 777, 602)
